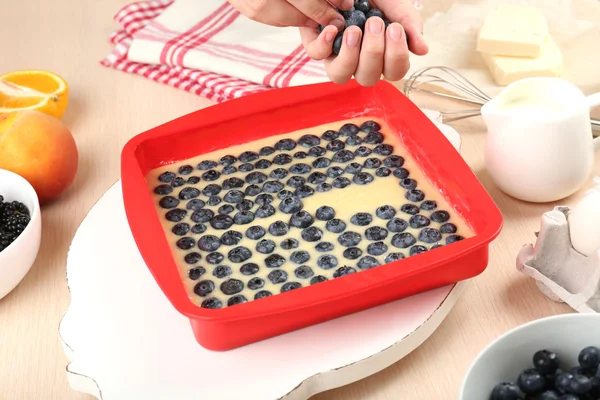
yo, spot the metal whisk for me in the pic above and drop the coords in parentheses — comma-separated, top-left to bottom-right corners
(402, 66, 600, 135)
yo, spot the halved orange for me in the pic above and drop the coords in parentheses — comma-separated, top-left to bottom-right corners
(0, 70, 69, 119)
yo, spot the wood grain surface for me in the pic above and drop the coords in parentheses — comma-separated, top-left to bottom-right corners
(0, 1, 598, 399)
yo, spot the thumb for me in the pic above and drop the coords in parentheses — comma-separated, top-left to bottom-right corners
(372, 0, 428, 55)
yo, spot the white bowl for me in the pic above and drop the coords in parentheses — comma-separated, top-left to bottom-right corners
(0, 169, 42, 300)
(460, 313, 600, 399)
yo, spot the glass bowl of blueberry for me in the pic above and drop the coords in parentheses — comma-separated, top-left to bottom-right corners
(460, 313, 600, 400)
(0, 168, 42, 300)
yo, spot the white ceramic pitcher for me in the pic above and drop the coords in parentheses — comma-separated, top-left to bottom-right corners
(481, 77, 600, 203)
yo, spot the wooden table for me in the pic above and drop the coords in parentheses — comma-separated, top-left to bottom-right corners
(0, 1, 598, 399)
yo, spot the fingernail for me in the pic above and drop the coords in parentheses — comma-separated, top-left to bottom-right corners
(368, 18, 383, 35)
(342, 0, 353, 9)
(389, 24, 403, 42)
(347, 29, 361, 48)
(330, 18, 345, 31)
(324, 30, 336, 42)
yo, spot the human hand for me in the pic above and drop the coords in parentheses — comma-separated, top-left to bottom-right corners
(299, 0, 428, 86)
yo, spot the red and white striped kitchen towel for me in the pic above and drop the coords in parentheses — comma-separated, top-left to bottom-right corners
(102, 0, 422, 103)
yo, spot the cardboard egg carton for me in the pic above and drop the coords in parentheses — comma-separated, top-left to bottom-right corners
(517, 180, 600, 313)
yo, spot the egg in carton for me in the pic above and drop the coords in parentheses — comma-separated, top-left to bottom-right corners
(517, 177, 600, 313)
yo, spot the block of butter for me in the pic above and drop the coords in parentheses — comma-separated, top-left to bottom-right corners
(481, 36, 563, 86)
(477, 5, 549, 58)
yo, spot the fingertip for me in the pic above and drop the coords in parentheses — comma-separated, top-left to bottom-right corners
(404, 25, 429, 55)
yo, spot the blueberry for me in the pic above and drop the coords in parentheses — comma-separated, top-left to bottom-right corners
(409, 245, 428, 256)
(207, 196, 222, 206)
(222, 165, 237, 175)
(287, 176, 306, 189)
(359, 120, 380, 133)
(316, 206, 335, 221)
(290, 210, 314, 229)
(299, 134, 321, 148)
(365, 226, 388, 241)
(315, 242, 334, 252)
(220, 230, 243, 246)
(316, 182, 333, 192)
(213, 265, 232, 278)
(332, 177, 351, 189)
(570, 366, 593, 378)
(201, 298, 222, 310)
(279, 196, 303, 214)
(354, 0, 369, 13)
(176, 237, 196, 250)
(332, 33, 344, 55)
(342, 247, 362, 260)
(367, 242, 388, 256)
(431, 210, 450, 223)
(254, 159, 272, 170)
(373, 144, 393, 156)
(191, 209, 214, 223)
(154, 184, 173, 195)
(332, 149, 355, 163)
(338, 123, 359, 136)
(490, 382, 526, 400)
(246, 171, 268, 184)
(354, 172, 375, 185)
(256, 193, 274, 206)
(420, 200, 438, 211)
(290, 251, 311, 264)
(364, 131, 384, 144)
(268, 269, 288, 283)
(267, 221, 287, 237)
(294, 151, 308, 159)
(351, 212, 372, 226)
(280, 238, 299, 250)
(246, 277, 265, 291)
(172, 177, 186, 187)
(556, 372, 574, 394)
(310, 275, 328, 285)
(326, 218, 347, 233)
(158, 171, 176, 182)
(256, 239, 276, 254)
(322, 130, 340, 141)
(256, 205, 276, 218)
(187, 176, 201, 184)
(219, 155, 237, 167)
(206, 252, 224, 264)
(218, 204, 234, 215)
(239, 163, 254, 172)
(308, 146, 327, 157)
(366, 8, 384, 19)
(338, 231, 362, 247)
(245, 184, 262, 197)
(376, 205, 396, 220)
(224, 190, 245, 203)
(345, 162, 362, 174)
(409, 214, 430, 229)
(406, 190, 425, 202)
(332, 266, 357, 278)
(295, 185, 315, 198)
(394, 168, 410, 179)
(358, 256, 380, 270)
(165, 208, 187, 222)
(294, 265, 314, 279)
(346, 136, 363, 146)
(313, 157, 331, 168)
(274, 138, 297, 151)
(270, 168, 289, 179)
(185, 252, 202, 265)
(211, 214, 235, 230)
(239, 151, 259, 163)
(327, 139, 346, 152)
(385, 252, 405, 263)
(244, 226, 265, 240)
(363, 158, 382, 169)
(227, 246, 252, 263)
(517, 368, 548, 395)
(281, 282, 302, 292)
(533, 350, 560, 375)
(259, 146, 275, 156)
(446, 235, 464, 244)
(290, 163, 312, 175)
(579, 347, 600, 370)
(172, 223, 190, 236)
(194, 280, 215, 297)
(317, 255, 338, 270)
(272, 190, 290, 200)
(387, 218, 409, 234)
(202, 170, 221, 181)
(307, 171, 327, 185)
(273, 154, 293, 165)
(400, 179, 417, 190)
(240, 263, 259, 276)
(236, 199, 254, 211)
(227, 294, 248, 307)
(355, 146, 373, 157)
(189, 267, 206, 280)
(383, 155, 404, 168)
(399, 204, 419, 216)
(198, 235, 221, 252)
(201, 184, 221, 197)
(326, 166, 344, 178)
(376, 167, 392, 177)
(159, 196, 179, 209)
(419, 228, 442, 244)
(197, 160, 218, 171)
(263, 181, 285, 193)
(391, 232, 417, 248)
(301, 226, 323, 242)
(254, 290, 272, 300)
(441, 223, 457, 234)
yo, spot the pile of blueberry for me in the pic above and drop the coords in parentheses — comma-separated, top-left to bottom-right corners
(491, 346, 600, 400)
(0, 195, 31, 253)
(318, 0, 392, 55)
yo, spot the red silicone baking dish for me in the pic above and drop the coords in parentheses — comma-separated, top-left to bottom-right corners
(121, 79, 503, 351)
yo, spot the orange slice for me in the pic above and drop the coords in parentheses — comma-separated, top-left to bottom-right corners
(0, 70, 69, 119)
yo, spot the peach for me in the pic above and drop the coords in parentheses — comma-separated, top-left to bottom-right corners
(0, 110, 78, 204)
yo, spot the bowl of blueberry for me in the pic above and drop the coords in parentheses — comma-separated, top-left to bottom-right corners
(460, 313, 600, 400)
(0, 168, 42, 300)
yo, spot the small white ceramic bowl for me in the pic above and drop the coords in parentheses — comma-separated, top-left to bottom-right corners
(0, 168, 42, 300)
(460, 313, 600, 399)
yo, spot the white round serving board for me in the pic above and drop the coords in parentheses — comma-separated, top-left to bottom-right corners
(59, 115, 468, 400)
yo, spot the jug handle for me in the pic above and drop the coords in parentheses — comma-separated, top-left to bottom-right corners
(589, 93, 600, 151)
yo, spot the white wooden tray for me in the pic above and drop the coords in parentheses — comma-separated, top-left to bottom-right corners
(59, 114, 467, 400)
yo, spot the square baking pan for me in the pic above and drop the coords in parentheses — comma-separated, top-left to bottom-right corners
(121, 80, 503, 351)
